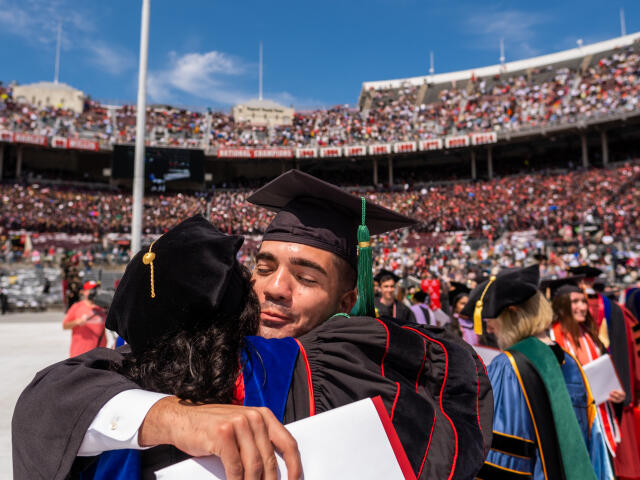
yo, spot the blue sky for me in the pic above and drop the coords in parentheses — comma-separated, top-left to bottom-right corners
(0, 0, 638, 110)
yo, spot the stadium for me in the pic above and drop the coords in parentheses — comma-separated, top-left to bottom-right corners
(3, 2, 640, 478)
(1, 32, 639, 261)
(1, 32, 640, 186)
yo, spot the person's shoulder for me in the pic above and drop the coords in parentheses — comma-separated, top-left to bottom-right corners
(397, 301, 412, 313)
(65, 301, 80, 314)
(486, 351, 513, 376)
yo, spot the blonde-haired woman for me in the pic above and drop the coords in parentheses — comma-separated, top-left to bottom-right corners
(462, 265, 613, 480)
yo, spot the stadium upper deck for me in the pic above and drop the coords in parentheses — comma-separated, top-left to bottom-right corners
(360, 32, 640, 94)
(0, 33, 640, 164)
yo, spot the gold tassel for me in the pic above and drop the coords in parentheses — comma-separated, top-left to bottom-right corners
(142, 240, 157, 299)
(474, 275, 496, 335)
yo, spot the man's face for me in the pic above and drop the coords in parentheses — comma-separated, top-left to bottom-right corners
(252, 241, 356, 338)
(380, 279, 396, 303)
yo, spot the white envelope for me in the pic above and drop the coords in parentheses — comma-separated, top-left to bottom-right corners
(155, 397, 414, 480)
(582, 354, 623, 405)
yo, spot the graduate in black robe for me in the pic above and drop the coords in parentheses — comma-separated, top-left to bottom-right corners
(13, 171, 493, 480)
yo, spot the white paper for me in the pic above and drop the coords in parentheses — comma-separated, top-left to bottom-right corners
(582, 354, 623, 405)
(155, 398, 406, 480)
(473, 345, 502, 365)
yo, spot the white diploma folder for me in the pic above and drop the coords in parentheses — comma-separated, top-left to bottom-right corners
(582, 354, 623, 405)
(155, 397, 415, 480)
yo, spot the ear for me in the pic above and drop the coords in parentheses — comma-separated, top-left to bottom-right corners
(339, 288, 358, 314)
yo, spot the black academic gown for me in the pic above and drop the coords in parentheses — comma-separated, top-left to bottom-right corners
(12, 316, 492, 480)
(375, 298, 416, 325)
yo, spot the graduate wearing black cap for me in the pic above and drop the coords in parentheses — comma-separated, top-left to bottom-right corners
(539, 275, 586, 300)
(462, 266, 613, 480)
(445, 282, 475, 345)
(13, 172, 494, 480)
(373, 269, 416, 325)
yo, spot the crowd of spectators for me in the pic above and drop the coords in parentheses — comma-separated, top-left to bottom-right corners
(1, 43, 639, 149)
(1, 163, 638, 243)
(1, 163, 638, 297)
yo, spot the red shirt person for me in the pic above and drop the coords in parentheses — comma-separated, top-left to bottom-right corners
(62, 281, 107, 357)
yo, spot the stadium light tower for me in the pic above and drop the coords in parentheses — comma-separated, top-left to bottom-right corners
(429, 51, 434, 78)
(259, 41, 263, 101)
(131, 0, 151, 256)
(54, 22, 62, 84)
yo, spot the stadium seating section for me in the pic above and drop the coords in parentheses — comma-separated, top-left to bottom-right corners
(1, 42, 639, 149)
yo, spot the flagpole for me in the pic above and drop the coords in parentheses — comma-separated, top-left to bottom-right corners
(54, 22, 62, 84)
(259, 41, 263, 101)
(131, 0, 150, 256)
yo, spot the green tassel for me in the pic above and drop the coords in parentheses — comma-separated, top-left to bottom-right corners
(350, 197, 375, 318)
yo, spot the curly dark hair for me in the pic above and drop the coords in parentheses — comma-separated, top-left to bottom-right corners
(116, 264, 260, 405)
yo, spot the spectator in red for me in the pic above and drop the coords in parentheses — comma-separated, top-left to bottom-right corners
(62, 280, 107, 357)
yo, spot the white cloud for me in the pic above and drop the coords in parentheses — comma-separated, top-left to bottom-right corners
(86, 42, 135, 75)
(147, 50, 252, 105)
(0, 0, 131, 76)
(465, 9, 550, 59)
(148, 50, 329, 108)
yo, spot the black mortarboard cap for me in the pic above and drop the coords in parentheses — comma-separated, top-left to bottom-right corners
(374, 269, 400, 284)
(555, 284, 584, 297)
(567, 266, 603, 279)
(539, 275, 585, 299)
(460, 265, 540, 333)
(448, 281, 471, 306)
(533, 251, 548, 261)
(593, 278, 607, 293)
(413, 290, 428, 303)
(247, 170, 417, 269)
(106, 215, 246, 352)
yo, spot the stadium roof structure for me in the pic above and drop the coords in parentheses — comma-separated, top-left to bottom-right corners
(14, 81, 82, 93)
(361, 31, 640, 92)
(238, 98, 289, 110)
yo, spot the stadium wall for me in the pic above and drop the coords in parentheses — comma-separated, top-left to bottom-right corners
(1, 113, 639, 188)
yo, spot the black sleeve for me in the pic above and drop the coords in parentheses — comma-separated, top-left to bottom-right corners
(12, 346, 141, 480)
(403, 304, 417, 323)
(290, 316, 493, 480)
(609, 302, 632, 407)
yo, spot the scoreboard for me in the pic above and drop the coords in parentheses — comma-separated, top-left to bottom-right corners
(112, 145, 204, 190)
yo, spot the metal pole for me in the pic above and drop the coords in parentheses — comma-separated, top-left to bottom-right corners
(54, 22, 62, 84)
(487, 146, 493, 179)
(601, 130, 609, 166)
(620, 8, 627, 37)
(16, 146, 23, 179)
(372, 157, 378, 185)
(259, 41, 263, 101)
(470, 149, 477, 180)
(429, 51, 434, 78)
(387, 156, 394, 185)
(131, 0, 150, 256)
(580, 132, 589, 168)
